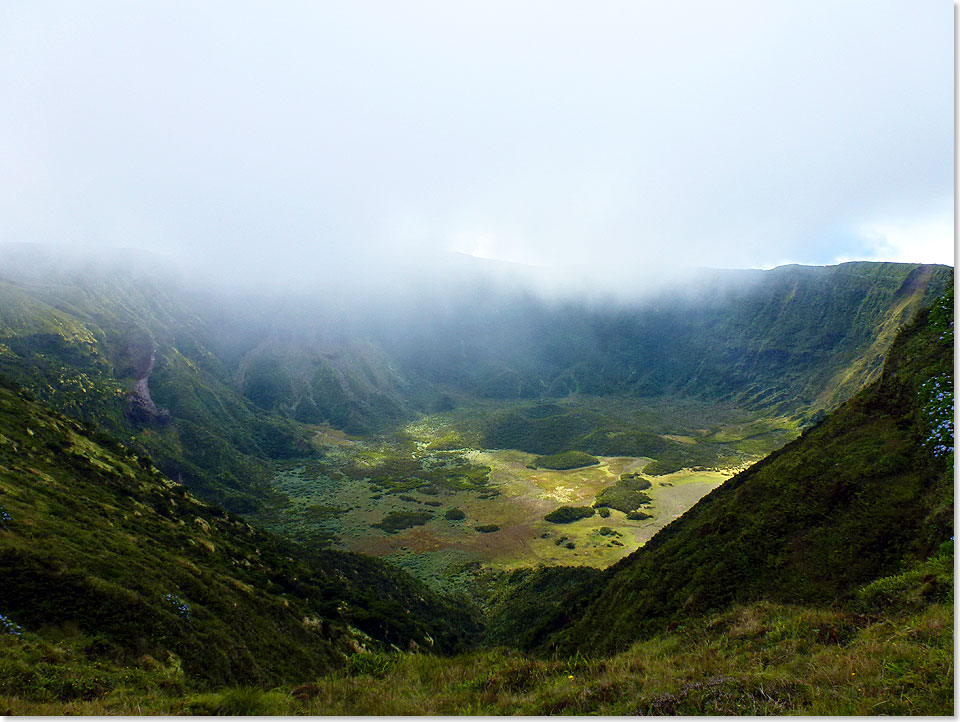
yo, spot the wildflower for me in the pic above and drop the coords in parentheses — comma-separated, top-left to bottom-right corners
(0, 613, 23, 637)
(164, 593, 191, 621)
(568, 675, 575, 680)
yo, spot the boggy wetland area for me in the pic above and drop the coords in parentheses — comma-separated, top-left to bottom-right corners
(255, 398, 797, 588)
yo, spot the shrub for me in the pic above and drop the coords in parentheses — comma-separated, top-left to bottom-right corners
(594, 475, 653, 513)
(346, 651, 396, 678)
(445, 508, 466, 521)
(597, 507, 611, 518)
(475, 524, 500, 533)
(533, 451, 600, 470)
(544, 506, 596, 524)
(372, 511, 433, 533)
(626, 510, 653, 520)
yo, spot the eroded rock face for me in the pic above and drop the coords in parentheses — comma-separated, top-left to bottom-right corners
(123, 345, 170, 425)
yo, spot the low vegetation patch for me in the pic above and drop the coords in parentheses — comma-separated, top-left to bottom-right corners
(444, 508, 466, 521)
(475, 524, 500, 533)
(371, 511, 433, 533)
(544, 506, 596, 524)
(593, 475, 652, 513)
(533, 451, 599, 470)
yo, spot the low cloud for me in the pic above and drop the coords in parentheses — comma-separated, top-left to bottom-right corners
(0, 0, 951, 298)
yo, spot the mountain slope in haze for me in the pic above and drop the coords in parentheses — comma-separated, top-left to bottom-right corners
(0, 377, 480, 688)
(520, 289, 953, 655)
(0, 246, 949, 518)
(0, 246, 416, 514)
(384, 262, 950, 419)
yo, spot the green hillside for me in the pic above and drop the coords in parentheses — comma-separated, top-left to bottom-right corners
(390, 262, 950, 419)
(0, 377, 480, 691)
(532, 288, 953, 655)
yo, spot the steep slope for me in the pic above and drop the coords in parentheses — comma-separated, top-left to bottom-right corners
(527, 289, 953, 654)
(386, 262, 951, 419)
(0, 377, 480, 688)
(0, 271, 308, 513)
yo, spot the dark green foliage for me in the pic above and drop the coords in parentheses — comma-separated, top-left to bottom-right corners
(475, 524, 500, 533)
(625, 510, 653, 520)
(0, 385, 480, 688)
(543, 290, 955, 655)
(372, 511, 434, 533)
(444, 508, 466, 521)
(476, 566, 603, 650)
(593, 476, 653, 513)
(340, 445, 491, 495)
(241, 357, 294, 408)
(483, 404, 731, 472)
(345, 651, 398, 678)
(544, 506, 596, 524)
(597, 507, 611, 518)
(532, 450, 599, 470)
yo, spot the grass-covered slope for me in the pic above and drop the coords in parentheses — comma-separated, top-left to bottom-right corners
(3, 548, 951, 714)
(0, 378, 480, 689)
(0, 269, 317, 514)
(536, 289, 954, 655)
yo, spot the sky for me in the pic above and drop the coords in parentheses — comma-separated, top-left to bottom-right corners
(0, 1, 953, 292)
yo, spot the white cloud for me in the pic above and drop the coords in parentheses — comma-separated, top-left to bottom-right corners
(846, 216, 955, 267)
(0, 0, 952, 291)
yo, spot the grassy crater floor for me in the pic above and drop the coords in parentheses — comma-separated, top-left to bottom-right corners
(257, 444, 737, 583)
(249, 402, 793, 589)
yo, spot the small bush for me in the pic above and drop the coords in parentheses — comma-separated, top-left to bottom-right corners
(444, 508, 466, 521)
(594, 476, 653, 513)
(533, 451, 600, 470)
(346, 651, 396, 678)
(475, 524, 500, 533)
(544, 506, 596, 524)
(372, 511, 433, 533)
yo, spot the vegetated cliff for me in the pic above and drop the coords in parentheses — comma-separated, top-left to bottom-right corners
(0, 377, 480, 687)
(525, 289, 953, 655)
(386, 262, 950, 414)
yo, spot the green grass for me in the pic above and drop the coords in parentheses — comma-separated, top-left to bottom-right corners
(0, 380, 480, 688)
(2, 583, 950, 715)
